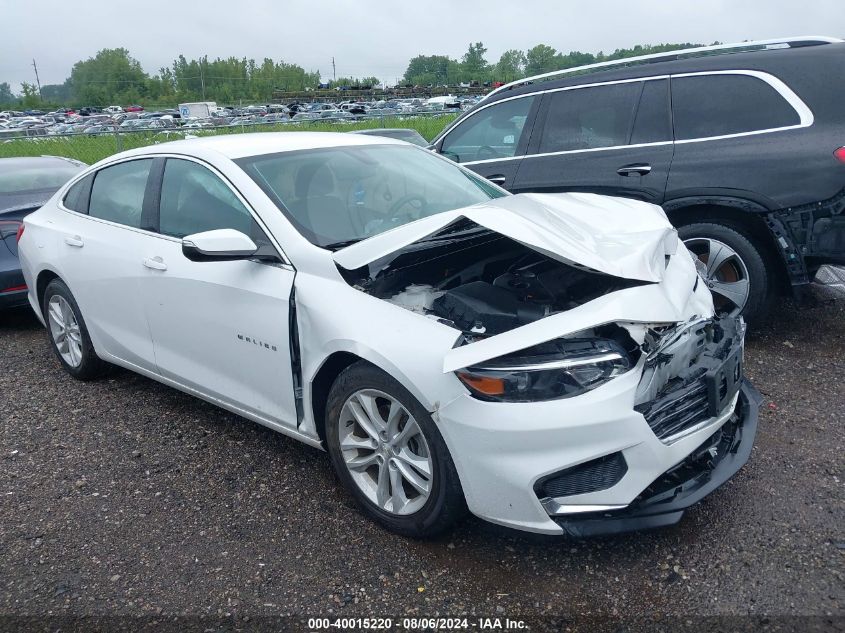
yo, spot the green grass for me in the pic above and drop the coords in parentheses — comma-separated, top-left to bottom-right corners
(0, 115, 458, 165)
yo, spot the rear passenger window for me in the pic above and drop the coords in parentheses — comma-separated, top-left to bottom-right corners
(62, 175, 93, 214)
(158, 159, 255, 238)
(631, 79, 672, 144)
(88, 160, 153, 228)
(441, 96, 535, 163)
(672, 74, 801, 140)
(538, 82, 640, 153)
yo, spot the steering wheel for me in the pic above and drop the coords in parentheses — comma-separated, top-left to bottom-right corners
(475, 145, 500, 161)
(388, 194, 427, 223)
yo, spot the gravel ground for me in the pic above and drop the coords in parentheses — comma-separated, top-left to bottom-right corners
(1, 297, 842, 632)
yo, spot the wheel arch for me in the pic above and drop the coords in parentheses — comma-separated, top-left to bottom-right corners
(308, 351, 362, 444)
(35, 268, 63, 310)
(305, 343, 455, 446)
(664, 199, 792, 294)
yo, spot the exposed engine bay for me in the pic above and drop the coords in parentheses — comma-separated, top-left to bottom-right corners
(338, 220, 649, 337)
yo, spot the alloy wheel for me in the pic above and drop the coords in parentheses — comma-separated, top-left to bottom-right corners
(684, 237, 751, 317)
(47, 295, 83, 367)
(338, 389, 434, 516)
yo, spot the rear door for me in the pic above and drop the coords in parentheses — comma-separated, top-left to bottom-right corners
(511, 78, 674, 204)
(436, 95, 539, 189)
(53, 160, 158, 371)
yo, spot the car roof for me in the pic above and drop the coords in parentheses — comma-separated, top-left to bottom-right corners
(485, 42, 845, 103)
(0, 156, 86, 169)
(119, 131, 406, 161)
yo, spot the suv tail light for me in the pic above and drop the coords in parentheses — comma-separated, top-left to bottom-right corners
(835, 147, 845, 163)
(16, 223, 25, 243)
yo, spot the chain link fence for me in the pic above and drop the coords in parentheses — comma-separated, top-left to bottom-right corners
(0, 111, 459, 164)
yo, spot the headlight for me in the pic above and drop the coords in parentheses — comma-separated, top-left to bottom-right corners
(455, 336, 632, 402)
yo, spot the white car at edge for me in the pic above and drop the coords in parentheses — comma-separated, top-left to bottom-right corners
(17, 132, 761, 537)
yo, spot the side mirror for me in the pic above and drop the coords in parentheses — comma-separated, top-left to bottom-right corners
(182, 229, 258, 262)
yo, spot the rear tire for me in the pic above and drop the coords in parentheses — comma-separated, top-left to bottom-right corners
(678, 222, 770, 323)
(42, 279, 109, 380)
(325, 361, 467, 538)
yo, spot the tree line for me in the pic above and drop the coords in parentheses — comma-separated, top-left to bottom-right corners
(1, 41, 710, 109)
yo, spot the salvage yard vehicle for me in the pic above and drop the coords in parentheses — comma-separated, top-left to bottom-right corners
(18, 132, 759, 537)
(0, 156, 86, 310)
(432, 36, 845, 323)
(351, 127, 430, 146)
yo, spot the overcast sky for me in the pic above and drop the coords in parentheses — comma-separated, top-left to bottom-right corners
(1, 0, 843, 92)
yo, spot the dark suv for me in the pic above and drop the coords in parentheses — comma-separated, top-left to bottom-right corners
(431, 37, 845, 322)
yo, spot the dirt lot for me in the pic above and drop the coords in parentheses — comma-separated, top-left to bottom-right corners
(1, 296, 842, 632)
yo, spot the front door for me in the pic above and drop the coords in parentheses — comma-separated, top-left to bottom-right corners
(138, 157, 299, 427)
(437, 94, 539, 190)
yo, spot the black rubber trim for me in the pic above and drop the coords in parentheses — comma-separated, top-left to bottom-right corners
(553, 379, 761, 538)
(141, 157, 166, 233)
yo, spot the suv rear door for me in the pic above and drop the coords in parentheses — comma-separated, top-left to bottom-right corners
(436, 95, 539, 189)
(510, 78, 674, 204)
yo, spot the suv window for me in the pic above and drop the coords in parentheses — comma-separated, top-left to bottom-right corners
(441, 96, 535, 163)
(672, 74, 801, 140)
(88, 159, 153, 228)
(159, 159, 255, 238)
(538, 82, 641, 153)
(631, 79, 672, 144)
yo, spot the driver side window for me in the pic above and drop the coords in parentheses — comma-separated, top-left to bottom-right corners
(441, 96, 535, 163)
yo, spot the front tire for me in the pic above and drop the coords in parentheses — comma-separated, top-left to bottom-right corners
(42, 279, 109, 380)
(325, 362, 466, 537)
(678, 222, 770, 323)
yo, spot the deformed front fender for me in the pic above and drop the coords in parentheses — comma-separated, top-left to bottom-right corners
(293, 271, 467, 439)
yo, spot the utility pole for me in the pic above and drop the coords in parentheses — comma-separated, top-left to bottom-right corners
(200, 56, 206, 100)
(332, 57, 336, 82)
(32, 59, 43, 100)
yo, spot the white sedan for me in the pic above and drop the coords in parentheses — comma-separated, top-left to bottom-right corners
(17, 132, 760, 537)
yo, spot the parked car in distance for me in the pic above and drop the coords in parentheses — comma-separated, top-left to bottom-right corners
(351, 128, 429, 147)
(19, 132, 759, 537)
(432, 36, 845, 323)
(0, 156, 86, 309)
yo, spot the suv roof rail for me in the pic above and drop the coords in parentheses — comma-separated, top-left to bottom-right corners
(484, 36, 844, 101)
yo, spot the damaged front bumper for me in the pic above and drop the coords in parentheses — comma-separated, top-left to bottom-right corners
(435, 316, 760, 536)
(553, 380, 761, 537)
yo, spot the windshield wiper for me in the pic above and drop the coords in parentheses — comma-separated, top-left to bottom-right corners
(322, 238, 364, 250)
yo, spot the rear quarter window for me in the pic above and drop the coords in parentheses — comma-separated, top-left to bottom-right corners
(671, 74, 801, 140)
(62, 175, 93, 213)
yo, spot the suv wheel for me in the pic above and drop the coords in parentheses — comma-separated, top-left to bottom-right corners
(42, 279, 109, 380)
(678, 223, 769, 322)
(325, 361, 466, 537)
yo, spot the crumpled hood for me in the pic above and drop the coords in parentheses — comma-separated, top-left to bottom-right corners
(333, 192, 678, 283)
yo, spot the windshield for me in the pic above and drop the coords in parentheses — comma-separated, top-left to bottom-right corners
(236, 144, 505, 248)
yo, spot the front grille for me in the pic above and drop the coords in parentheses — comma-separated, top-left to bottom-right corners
(636, 378, 711, 441)
(535, 452, 627, 499)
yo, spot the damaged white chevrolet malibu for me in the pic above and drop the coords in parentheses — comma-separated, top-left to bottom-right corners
(18, 132, 761, 537)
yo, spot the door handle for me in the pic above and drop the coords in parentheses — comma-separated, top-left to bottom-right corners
(487, 175, 507, 185)
(142, 256, 167, 271)
(64, 235, 84, 247)
(617, 164, 652, 176)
